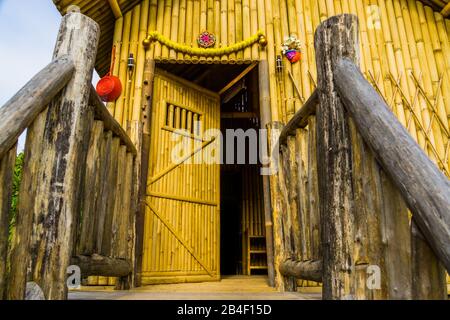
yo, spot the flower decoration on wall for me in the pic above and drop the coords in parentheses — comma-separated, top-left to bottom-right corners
(281, 35, 302, 63)
(198, 31, 217, 48)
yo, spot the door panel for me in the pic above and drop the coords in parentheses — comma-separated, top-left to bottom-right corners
(142, 70, 221, 284)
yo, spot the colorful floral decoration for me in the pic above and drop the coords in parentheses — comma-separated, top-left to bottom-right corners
(282, 35, 302, 63)
(197, 31, 216, 48)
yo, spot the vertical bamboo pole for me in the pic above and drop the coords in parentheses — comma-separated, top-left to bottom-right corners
(192, 0, 201, 63)
(249, 0, 258, 60)
(228, 0, 236, 62)
(115, 11, 132, 125)
(169, 0, 180, 62)
(235, 0, 244, 62)
(213, 0, 221, 63)
(107, 17, 124, 115)
(243, 0, 252, 62)
(263, 1, 279, 121)
(177, 0, 187, 61)
(162, 0, 173, 61)
(154, 0, 165, 59)
(221, 0, 229, 62)
(148, 0, 159, 60)
(185, 0, 194, 62)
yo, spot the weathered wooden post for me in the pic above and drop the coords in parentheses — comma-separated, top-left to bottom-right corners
(314, 14, 360, 300)
(315, 14, 446, 300)
(7, 11, 100, 300)
(0, 146, 17, 299)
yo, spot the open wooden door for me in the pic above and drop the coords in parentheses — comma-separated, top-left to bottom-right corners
(142, 69, 221, 284)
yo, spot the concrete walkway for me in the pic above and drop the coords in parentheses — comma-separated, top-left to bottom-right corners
(69, 276, 321, 300)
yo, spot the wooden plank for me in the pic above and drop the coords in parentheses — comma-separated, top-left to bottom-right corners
(89, 86, 137, 156)
(95, 131, 113, 253)
(111, 145, 127, 259)
(76, 121, 104, 255)
(411, 221, 447, 299)
(335, 57, 450, 274)
(0, 56, 74, 160)
(218, 62, 258, 95)
(7, 112, 46, 300)
(0, 146, 17, 299)
(277, 90, 318, 147)
(101, 138, 121, 256)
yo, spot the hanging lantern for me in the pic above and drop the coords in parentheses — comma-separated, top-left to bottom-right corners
(96, 45, 122, 102)
(96, 76, 122, 102)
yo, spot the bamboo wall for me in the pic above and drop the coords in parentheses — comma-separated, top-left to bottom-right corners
(107, 0, 450, 180)
(104, 0, 450, 289)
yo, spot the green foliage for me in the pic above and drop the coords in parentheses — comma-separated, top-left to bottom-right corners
(9, 152, 24, 244)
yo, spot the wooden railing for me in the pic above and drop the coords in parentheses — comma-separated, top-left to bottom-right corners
(276, 14, 450, 300)
(0, 12, 137, 300)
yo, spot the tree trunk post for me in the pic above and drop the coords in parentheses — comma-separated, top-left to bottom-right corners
(10, 12, 100, 300)
(314, 14, 359, 300)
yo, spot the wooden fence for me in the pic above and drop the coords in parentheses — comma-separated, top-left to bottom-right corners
(0, 11, 137, 300)
(275, 14, 450, 300)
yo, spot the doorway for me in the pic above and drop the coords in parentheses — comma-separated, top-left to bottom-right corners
(142, 62, 268, 285)
(219, 67, 267, 276)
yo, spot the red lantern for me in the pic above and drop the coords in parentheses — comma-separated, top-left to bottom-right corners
(96, 75, 122, 102)
(96, 45, 122, 102)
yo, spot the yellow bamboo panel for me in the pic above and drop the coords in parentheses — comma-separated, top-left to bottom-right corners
(142, 70, 220, 284)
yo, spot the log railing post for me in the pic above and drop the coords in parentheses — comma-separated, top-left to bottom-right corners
(315, 14, 446, 300)
(8, 12, 100, 300)
(314, 14, 360, 300)
(0, 146, 17, 299)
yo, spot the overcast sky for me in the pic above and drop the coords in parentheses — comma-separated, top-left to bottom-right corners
(0, 0, 100, 151)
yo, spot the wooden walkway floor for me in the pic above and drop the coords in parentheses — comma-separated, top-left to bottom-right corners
(69, 276, 322, 300)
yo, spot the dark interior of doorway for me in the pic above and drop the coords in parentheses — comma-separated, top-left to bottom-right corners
(157, 62, 268, 276)
(219, 66, 267, 276)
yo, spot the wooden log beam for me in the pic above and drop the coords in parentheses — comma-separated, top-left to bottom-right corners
(89, 86, 137, 156)
(279, 259, 322, 283)
(23, 12, 99, 300)
(334, 57, 450, 274)
(314, 14, 359, 300)
(277, 90, 318, 147)
(0, 56, 74, 160)
(71, 254, 132, 278)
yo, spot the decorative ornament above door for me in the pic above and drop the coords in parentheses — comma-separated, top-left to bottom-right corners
(197, 31, 216, 48)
